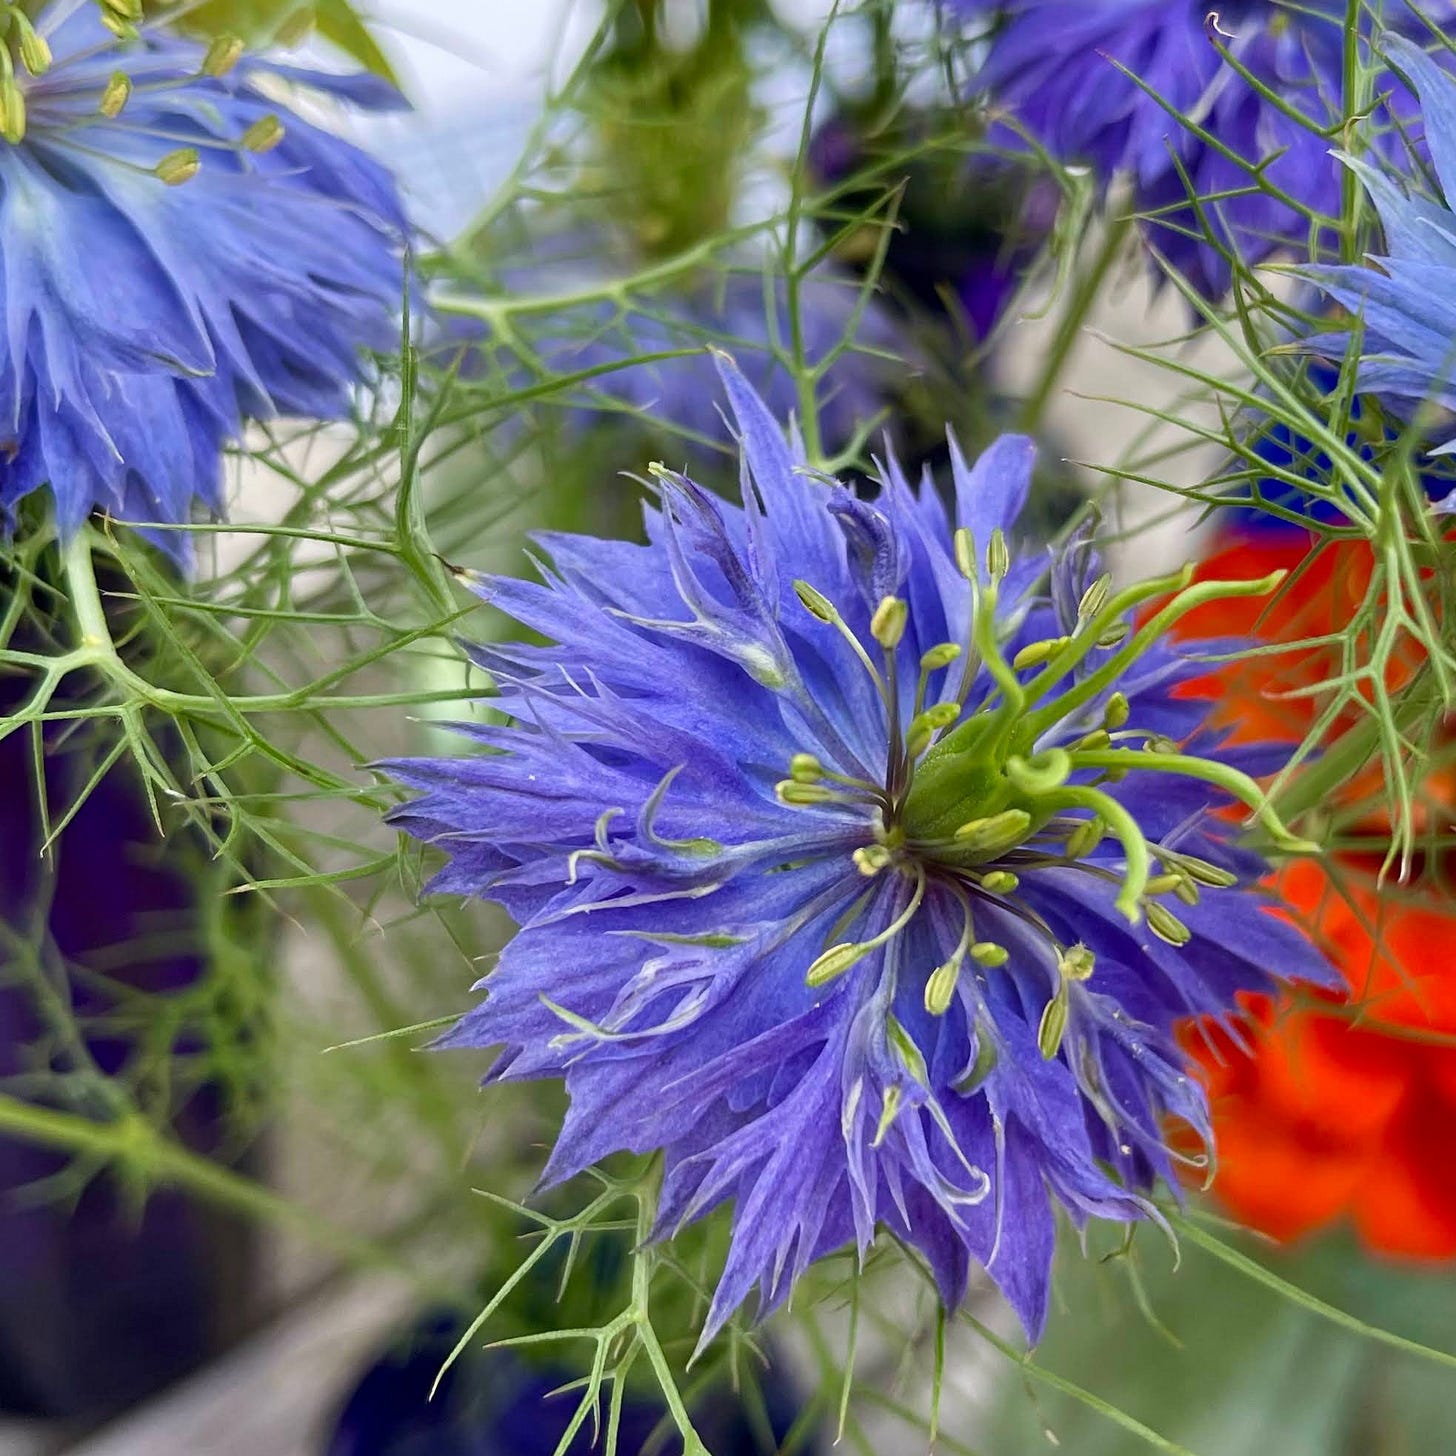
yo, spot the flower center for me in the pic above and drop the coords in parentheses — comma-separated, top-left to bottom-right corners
(775, 526, 1311, 1049)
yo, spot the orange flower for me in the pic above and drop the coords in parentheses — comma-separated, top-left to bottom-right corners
(1177, 532, 1456, 1257)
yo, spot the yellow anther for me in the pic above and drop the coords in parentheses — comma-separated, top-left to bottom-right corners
(241, 115, 286, 153)
(986, 528, 1010, 581)
(155, 148, 201, 186)
(793, 580, 837, 623)
(201, 34, 245, 77)
(920, 642, 962, 671)
(924, 955, 963, 1016)
(1145, 901, 1191, 946)
(788, 753, 822, 784)
(98, 71, 131, 118)
(953, 809, 1032, 855)
(1077, 573, 1112, 620)
(979, 870, 1019, 894)
(852, 844, 892, 877)
(806, 942, 866, 987)
(1012, 636, 1071, 671)
(870, 595, 907, 650)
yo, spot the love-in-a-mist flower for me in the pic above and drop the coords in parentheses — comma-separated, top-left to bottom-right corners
(386, 356, 1335, 1343)
(0, 3, 408, 556)
(1307, 35, 1456, 455)
(953, 1, 1443, 297)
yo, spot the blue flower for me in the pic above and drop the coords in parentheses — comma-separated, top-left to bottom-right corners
(1305, 35, 1456, 460)
(0, 4, 408, 556)
(952, 1, 1441, 297)
(386, 356, 1334, 1344)
(1224, 362, 1454, 534)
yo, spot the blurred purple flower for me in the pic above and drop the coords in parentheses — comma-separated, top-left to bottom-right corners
(952, 1, 1449, 296)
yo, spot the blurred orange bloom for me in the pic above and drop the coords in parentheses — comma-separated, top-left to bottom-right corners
(1176, 532, 1456, 1256)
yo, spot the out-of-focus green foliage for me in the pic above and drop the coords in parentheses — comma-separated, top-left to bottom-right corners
(155, 0, 398, 80)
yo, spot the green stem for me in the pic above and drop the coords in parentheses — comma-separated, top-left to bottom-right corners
(62, 528, 113, 651)
(0, 1093, 405, 1277)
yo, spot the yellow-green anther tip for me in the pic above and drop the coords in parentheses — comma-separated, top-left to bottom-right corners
(1, 82, 23, 145)
(241, 115, 286, 154)
(871, 595, 907, 650)
(970, 941, 1009, 967)
(1038, 993, 1069, 1060)
(793, 580, 837, 623)
(17, 24, 50, 76)
(99, 71, 131, 117)
(806, 942, 864, 987)
(924, 959, 961, 1015)
(1146, 902, 1192, 946)
(155, 147, 201, 185)
(986, 528, 1010, 581)
(1011, 636, 1069, 671)
(953, 527, 976, 580)
(202, 35, 245, 77)
(921, 642, 961, 671)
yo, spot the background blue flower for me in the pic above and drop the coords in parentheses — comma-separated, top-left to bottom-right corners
(386, 357, 1334, 1346)
(952, 0, 1446, 297)
(1306, 35, 1456, 460)
(0, 4, 409, 556)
